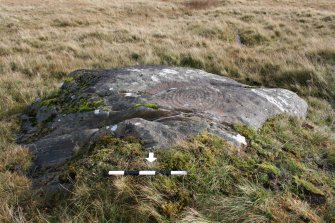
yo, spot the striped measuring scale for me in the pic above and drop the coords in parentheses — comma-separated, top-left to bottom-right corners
(108, 170, 187, 176)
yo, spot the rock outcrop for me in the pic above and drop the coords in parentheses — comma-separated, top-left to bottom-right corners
(18, 65, 308, 192)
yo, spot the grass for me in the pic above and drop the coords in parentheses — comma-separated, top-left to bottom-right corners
(15, 102, 334, 222)
(182, 0, 219, 10)
(0, 0, 334, 222)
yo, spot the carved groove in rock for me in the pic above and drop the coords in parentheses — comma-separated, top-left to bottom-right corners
(153, 85, 222, 111)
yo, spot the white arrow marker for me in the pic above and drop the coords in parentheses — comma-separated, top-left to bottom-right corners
(145, 152, 157, 163)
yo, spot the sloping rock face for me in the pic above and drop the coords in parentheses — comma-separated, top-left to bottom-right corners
(18, 65, 308, 191)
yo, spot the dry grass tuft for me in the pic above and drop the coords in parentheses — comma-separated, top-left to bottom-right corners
(183, 0, 219, 10)
(179, 208, 213, 223)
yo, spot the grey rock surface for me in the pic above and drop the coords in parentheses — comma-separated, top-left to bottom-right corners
(18, 65, 308, 191)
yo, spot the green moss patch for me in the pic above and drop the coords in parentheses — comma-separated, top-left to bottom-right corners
(39, 73, 104, 113)
(294, 177, 324, 196)
(133, 103, 159, 110)
(63, 76, 75, 84)
(257, 162, 281, 176)
(78, 99, 104, 112)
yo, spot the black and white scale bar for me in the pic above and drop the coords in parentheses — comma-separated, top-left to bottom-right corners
(108, 171, 187, 176)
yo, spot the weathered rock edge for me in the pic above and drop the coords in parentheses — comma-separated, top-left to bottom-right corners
(18, 65, 308, 192)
